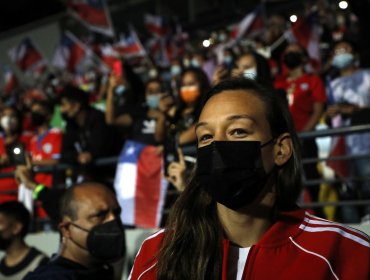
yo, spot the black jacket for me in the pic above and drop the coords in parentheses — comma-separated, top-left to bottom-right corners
(23, 256, 114, 280)
(61, 107, 111, 164)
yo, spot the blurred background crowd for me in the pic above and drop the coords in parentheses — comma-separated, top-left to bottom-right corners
(0, 0, 370, 231)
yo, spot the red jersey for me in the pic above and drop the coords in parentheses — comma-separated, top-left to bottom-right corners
(0, 132, 33, 203)
(30, 128, 62, 187)
(129, 209, 370, 280)
(274, 73, 327, 131)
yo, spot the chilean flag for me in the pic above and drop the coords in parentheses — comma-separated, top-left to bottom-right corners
(229, 5, 264, 41)
(286, 9, 321, 70)
(114, 30, 146, 59)
(8, 38, 45, 72)
(68, 0, 114, 37)
(144, 14, 167, 37)
(52, 31, 87, 72)
(99, 44, 121, 70)
(114, 140, 168, 228)
(3, 67, 18, 95)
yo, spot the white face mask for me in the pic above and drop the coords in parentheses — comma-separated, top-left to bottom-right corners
(148, 69, 158, 78)
(1, 116, 16, 131)
(243, 68, 257, 79)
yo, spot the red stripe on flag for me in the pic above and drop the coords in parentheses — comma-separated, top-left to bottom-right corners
(135, 145, 163, 228)
(114, 44, 141, 55)
(70, 3, 109, 26)
(17, 50, 43, 71)
(292, 19, 311, 49)
(68, 44, 86, 72)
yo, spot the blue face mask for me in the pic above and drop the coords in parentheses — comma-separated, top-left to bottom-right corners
(171, 65, 181, 77)
(223, 56, 233, 65)
(115, 85, 126, 95)
(191, 59, 201, 68)
(332, 53, 354, 69)
(219, 34, 227, 42)
(146, 95, 161, 109)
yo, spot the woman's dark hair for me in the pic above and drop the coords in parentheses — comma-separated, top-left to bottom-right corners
(31, 100, 55, 116)
(145, 78, 163, 93)
(58, 85, 89, 110)
(157, 77, 302, 280)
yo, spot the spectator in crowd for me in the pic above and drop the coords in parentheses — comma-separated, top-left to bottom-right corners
(326, 39, 370, 222)
(59, 85, 112, 181)
(129, 78, 370, 280)
(233, 50, 273, 84)
(0, 201, 48, 279)
(28, 100, 63, 218)
(29, 100, 62, 187)
(23, 182, 125, 280)
(106, 76, 167, 145)
(212, 48, 237, 85)
(191, 51, 216, 82)
(274, 43, 327, 216)
(169, 58, 183, 98)
(0, 106, 33, 203)
(170, 67, 210, 148)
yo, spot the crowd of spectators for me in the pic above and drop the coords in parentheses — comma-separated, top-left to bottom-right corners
(0, 1, 370, 228)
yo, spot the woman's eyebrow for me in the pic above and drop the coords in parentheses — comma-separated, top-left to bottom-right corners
(195, 121, 207, 131)
(195, 114, 256, 131)
(225, 114, 256, 123)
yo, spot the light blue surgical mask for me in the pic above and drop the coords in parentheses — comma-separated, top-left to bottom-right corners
(115, 85, 126, 95)
(332, 53, 354, 69)
(171, 65, 181, 77)
(223, 56, 233, 65)
(191, 59, 201, 68)
(183, 59, 191, 68)
(219, 34, 227, 42)
(146, 95, 161, 109)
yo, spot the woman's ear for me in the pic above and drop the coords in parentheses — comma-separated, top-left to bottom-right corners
(273, 133, 293, 166)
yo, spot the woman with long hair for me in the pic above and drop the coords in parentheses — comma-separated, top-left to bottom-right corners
(129, 78, 370, 280)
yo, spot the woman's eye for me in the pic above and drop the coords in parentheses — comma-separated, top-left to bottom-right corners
(199, 134, 213, 143)
(230, 129, 248, 137)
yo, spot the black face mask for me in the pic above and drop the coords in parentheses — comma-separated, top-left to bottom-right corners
(0, 234, 12, 251)
(70, 219, 125, 263)
(196, 140, 275, 210)
(61, 112, 73, 122)
(31, 112, 47, 127)
(283, 51, 303, 69)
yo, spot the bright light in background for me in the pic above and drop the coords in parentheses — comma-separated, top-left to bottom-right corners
(289, 15, 297, 23)
(202, 39, 210, 48)
(13, 147, 21, 155)
(339, 1, 348, 9)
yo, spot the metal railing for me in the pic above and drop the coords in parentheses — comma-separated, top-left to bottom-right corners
(1, 124, 370, 212)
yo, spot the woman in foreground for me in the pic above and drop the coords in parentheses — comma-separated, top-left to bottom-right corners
(129, 78, 370, 280)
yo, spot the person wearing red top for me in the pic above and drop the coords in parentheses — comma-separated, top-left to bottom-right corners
(29, 100, 62, 187)
(274, 43, 327, 215)
(129, 78, 369, 280)
(0, 106, 32, 203)
(29, 100, 62, 218)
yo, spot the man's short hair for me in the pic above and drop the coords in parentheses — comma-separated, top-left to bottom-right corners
(0, 201, 31, 237)
(32, 100, 55, 116)
(59, 182, 115, 221)
(58, 85, 89, 109)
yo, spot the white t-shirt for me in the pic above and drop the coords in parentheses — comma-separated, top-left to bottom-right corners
(227, 244, 251, 280)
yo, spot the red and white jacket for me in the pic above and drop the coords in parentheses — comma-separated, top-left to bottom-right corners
(129, 209, 370, 280)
